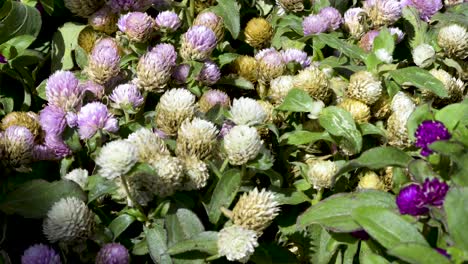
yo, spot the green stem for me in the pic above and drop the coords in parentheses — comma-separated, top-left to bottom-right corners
(124, 110, 130, 124)
(120, 175, 148, 221)
(241, 164, 247, 179)
(189, 0, 195, 26)
(311, 188, 324, 205)
(219, 158, 229, 173)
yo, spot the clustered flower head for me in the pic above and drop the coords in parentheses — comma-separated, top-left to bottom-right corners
(77, 102, 118, 139)
(217, 225, 259, 263)
(127, 128, 169, 164)
(63, 168, 89, 189)
(223, 125, 263, 165)
(118, 12, 155, 43)
(86, 38, 121, 84)
(198, 89, 230, 113)
(45, 70, 82, 111)
(180, 25, 217, 61)
(95, 140, 138, 180)
(88, 6, 118, 35)
(193, 11, 224, 41)
(401, 0, 443, 21)
(245, 17, 273, 49)
(229, 97, 267, 126)
(154, 88, 196, 135)
(197, 60, 221, 86)
(109, 83, 144, 112)
(21, 244, 62, 264)
(307, 160, 338, 190)
(396, 178, 449, 216)
(415, 120, 451, 156)
(95, 243, 130, 264)
(363, 0, 402, 27)
(437, 24, 468, 60)
(155, 11, 181, 32)
(281, 48, 311, 69)
(136, 43, 177, 92)
(176, 117, 219, 160)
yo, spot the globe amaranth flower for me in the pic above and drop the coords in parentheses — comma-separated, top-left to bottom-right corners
(359, 30, 380, 52)
(43, 196, 95, 243)
(268, 75, 295, 105)
(88, 6, 118, 35)
(180, 25, 217, 61)
(181, 156, 210, 190)
(389, 27, 405, 43)
(412, 43, 436, 68)
(197, 60, 221, 86)
(387, 92, 415, 148)
(151, 155, 185, 197)
(422, 178, 449, 206)
(307, 160, 338, 190)
(136, 43, 177, 92)
(95, 243, 129, 264)
(244, 17, 273, 49)
(346, 71, 382, 105)
(155, 11, 181, 32)
(223, 125, 263, 166)
(375, 48, 393, 63)
(229, 97, 267, 126)
(86, 38, 120, 85)
(364, 0, 402, 27)
(95, 140, 139, 180)
(255, 48, 286, 83)
(193, 11, 224, 41)
(108, 0, 152, 12)
(2, 126, 34, 172)
(231, 188, 280, 234)
(396, 183, 428, 215)
(176, 118, 219, 160)
(127, 128, 170, 164)
(217, 225, 259, 263)
(231, 55, 258, 83)
(171, 64, 191, 85)
(21, 244, 61, 264)
(415, 120, 451, 156)
(109, 83, 144, 113)
(198, 89, 230, 113)
(318, 7, 343, 31)
(426, 69, 465, 104)
(357, 171, 385, 191)
(293, 66, 331, 102)
(344, 8, 368, 38)
(63, 168, 89, 189)
(64, 0, 104, 18)
(80, 81, 105, 100)
(39, 105, 67, 138)
(155, 88, 196, 135)
(337, 98, 371, 123)
(118, 12, 155, 43)
(1, 111, 42, 140)
(303, 14, 328, 36)
(437, 24, 468, 60)
(401, 0, 442, 21)
(281, 48, 311, 69)
(46, 70, 82, 111)
(77, 102, 118, 139)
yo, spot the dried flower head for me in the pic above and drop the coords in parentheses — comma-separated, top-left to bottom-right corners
(387, 92, 415, 147)
(344, 8, 368, 38)
(193, 11, 224, 41)
(64, 0, 104, 18)
(245, 18, 273, 49)
(338, 98, 371, 123)
(180, 26, 217, 61)
(95, 140, 138, 180)
(229, 97, 267, 126)
(437, 24, 468, 60)
(46, 70, 82, 111)
(307, 160, 338, 190)
(77, 102, 118, 139)
(117, 12, 155, 42)
(21, 244, 61, 264)
(255, 48, 286, 83)
(151, 156, 185, 197)
(223, 125, 263, 165)
(293, 66, 331, 102)
(88, 6, 118, 35)
(155, 88, 196, 135)
(86, 38, 121, 85)
(364, 0, 402, 27)
(357, 171, 385, 190)
(155, 11, 181, 32)
(127, 128, 169, 164)
(276, 0, 304, 13)
(95, 243, 129, 264)
(63, 168, 89, 189)
(412, 44, 436, 68)
(302, 14, 328, 36)
(415, 120, 451, 156)
(268, 75, 295, 105)
(181, 156, 210, 190)
(176, 118, 219, 160)
(319, 7, 343, 31)
(425, 69, 465, 104)
(109, 83, 144, 112)
(78, 27, 98, 54)
(198, 89, 230, 113)
(346, 71, 382, 105)
(1, 111, 41, 140)
(218, 225, 259, 263)
(232, 55, 258, 83)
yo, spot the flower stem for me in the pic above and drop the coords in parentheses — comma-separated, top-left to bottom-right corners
(124, 111, 130, 124)
(189, 0, 195, 26)
(311, 188, 324, 205)
(120, 175, 147, 221)
(219, 158, 229, 173)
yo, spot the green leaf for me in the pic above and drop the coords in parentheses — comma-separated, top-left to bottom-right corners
(166, 208, 205, 246)
(145, 225, 173, 264)
(39, 0, 54, 15)
(319, 106, 362, 154)
(212, 0, 240, 39)
(402, 6, 428, 48)
(408, 160, 438, 183)
(308, 225, 341, 264)
(372, 28, 394, 54)
(250, 243, 299, 264)
(359, 123, 387, 138)
(109, 214, 135, 240)
(86, 175, 119, 203)
(429, 141, 465, 156)
(435, 103, 468, 131)
(352, 206, 428, 249)
(390, 67, 448, 98)
(217, 75, 254, 90)
(217, 53, 239, 67)
(0, 35, 36, 59)
(336, 147, 413, 176)
(388, 243, 451, 264)
(277, 88, 319, 112)
(205, 169, 242, 224)
(444, 187, 468, 251)
(51, 22, 87, 71)
(316, 34, 366, 60)
(0, 1, 41, 43)
(280, 130, 332, 146)
(361, 253, 390, 264)
(167, 231, 218, 255)
(0, 179, 86, 218)
(297, 190, 397, 232)
(407, 104, 433, 141)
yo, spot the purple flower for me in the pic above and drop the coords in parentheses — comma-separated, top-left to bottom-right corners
(422, 178, 449, 206)
(415, 120, 451, 156)
(95, 243, 129, 264)
(45, 70, 82, 111)
(109, 83, 144, 111)
(197, 60, 221, 86)
(359, 30, 380, 52)
(281, 48, 311, 68)
(389, 27, 405, 43)
(350, 230, 370, 240)
(199, 89, 230, 112)
(87, 39, 121, 85)
(77, 102, 118, 139)
(21, 244, 61, 264)
(80, 81, 105, 100)
(219, 121, 235, 138)
(363, 0, 402, 26)
(180, 26, 217, 61)
(66, 112, 78, 128)
(43, 134, 72, 158)
(136, 43, 177, 92)
(435, 248, 450, 258)
(396, 184, 428, 216)
(303, 14, 328, 36)
(155, 11, 181, 32)
(117, 12, 155, 42)
(39, 105, 67, 135)
(319, 7, 343, 31)
(255, 48, 285, 68)
(172, 64, 190, 84)
(193, 11, 224, 40)
(401, 0, 443, 21)
(0, 53, 7, 64)
(108, 0, 152, 12)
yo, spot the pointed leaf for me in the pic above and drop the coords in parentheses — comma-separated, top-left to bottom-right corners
(388, 243, 451, 264)
(145, 225, 172, 264)
(212, 0, 240, 39)
(277, 88, 319, 112)
(166, 208, 205, 246)
(167, 231, 218, 255)
(109, 214, 135, 240)
(444, 187, 468, 251)
(390, 67, 448, 98)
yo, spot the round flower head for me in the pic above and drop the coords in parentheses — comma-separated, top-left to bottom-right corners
(46, 70, 82, 111)
(197, 60, 221, 86)
(176, 118, 218, 160)
(108, 0, 152, 12)
(231, 55, 258, 83)
(43, 197, 95, 243)
(95, 140, 138, 180)
(401, 0, 442, 21)
(303, 14, 328, 36)
(357, 171, 385, 190)
(21, 244, 61, 264)
(136, 43, 177, 92)
(218, 225, 259, 263)
(231, 188, 280, 234)
(412, 43, 436, 68)
(318, 7, 343, 31)
(77, 102, 118, 139)
(415, 120, 451, 156)
(193, 0, 217, 14)
(78, 27, 98, 54)
(87, 39, 120, 85)
(81, 81, 105, 100)
(293, 66, 331, 102)
(63, 168, 89, 189)
(281, 49, 311, 69)
(391, 91, 416, 120)
(155, 11, 181, 32)
(39, 105, 67, 136)
(40, 134, 72, 160)
(127, 128, 169, 164)
(276, 0, 304, 13)
(151, 156, 185, 197)
(255, 48, 286, 83)
(1, 111, 41, 140)
(359, 30, 380, 52)
(223, 125, 263, 165)
(155, 88, 196, 135)
(118, 12, 155, 43)
(344, 8, 368, 38)
(96, 243, 129, 264)
(181, 156, 210, 190)
(193, 11, 224, 41)
(229, 97, 267, 126)
(171, 64, 191, 85)
(88, 6, 118, 35)
(346, 71, 382, 105)
(338, 98, 371, 123)
(307, 160, 338, 190)
(437, 24, 468, 60)
(64, 0, 104, 17)
(396, 183, 428, 216)
(198, 89, 230, 113)
(109, 84, 144, 112)
(268, 75, 295, 105)
(244, 17, 273, 49)
(180, 25, 217, 61)
(2, 126, 34, 171)
(387, 113, 412, 148)
(364, 0, 402, 27)
(426, 69, 465, 104)
(422, 178, 449, 206)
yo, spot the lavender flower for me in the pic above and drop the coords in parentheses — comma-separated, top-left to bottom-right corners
(39, 105, 67, 135)
(198, 89, 230, 113)
(422, 178, 449, 206)
(155, 11, 181, 32)
(136, 43, 177, 92)
(117, 12, 155, 42)
(108, 0, 152, 12)
(396, 183, 428, 216)
(87, 39, 120, 85)
(219, 121, 235, 138)
(364, 0, 402, 27)
(281, 49, 311, 68)
(44, 134, 72, 159)
(21, 244, 61, 264)
(88, 6, 118, 35)
(389, 27, 405, 43)
(171, 64, 190, 84)
(415, 120, 451, 156)
(45, 70, 82, 111)
(109, 84, 144, 112)
(318, 7, 343, 31)
(95, 243, 129, 264)
(303, 14, 328, 36)
(255, 48, 286, 83)
(193, 11, 224, 41)
(401, 0, 443, 22)
(180, 25, 217, 61)
(77, 102, 118, 139)
(197, 60, 221, 86)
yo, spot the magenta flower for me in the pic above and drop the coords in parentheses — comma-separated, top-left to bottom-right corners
(77, 102, 118, 139)
(396, 184, 428, 216)
(421, 178, 449, 206)
(415, 120, 451, 156)
(95, 243, 129, 264)
(303, 14, 328, 36)
(21, 244, 61, 264)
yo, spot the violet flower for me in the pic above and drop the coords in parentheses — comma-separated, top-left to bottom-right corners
(77, 102, 118, 139)
(401, 0, 443, 22)
(45, 70, 82, 111)
(396, 183, 428, 216)
(95, 243, 129, 264)
(318, 7, 343, 31)
(281, 48, 311, 68)
(155, 11, 181, 32)
(303, 14, 328, 36)
(415, 120, 451, 157)
(21, 244, 61, 264)
(421, 178, 449, 206)
(180, 25, 217, 61)
(197, 60, 221, 86)
(109, 83, 144, 112)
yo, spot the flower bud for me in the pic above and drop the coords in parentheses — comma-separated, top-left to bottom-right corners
(255, 48, 286, 83)
(389, 27, 405, 43)
(245, 18, 273, 49)
(276, 0, 304, 13)
(344, 8, 368, 38)
(346, 71, 382, 105)
(96, 243, 129, 264)
(2, 126, 34, 171)
(197, 60, 221, 86)
(64, 0, 104, 18)
(437, 24, 468, 60)
(21, 244, 61, 264)
(88, 6, 118, 35)
(155, 11, 181, 32)
(176, 118, 219, 160)
(155, 88, 196, 135)
(229, 97, 267, 126)
(224, 125, 263, 165)
(307, 160, 338, 190)
(319, 7, 343, 31)
(293, 66, 332, 102)
(218, 225, 258, 263)
(77, 102, 118, 139)
(401, 0, 442, 22)
(338, 98, 371, 123)
(364, 0, 402, 27)
(151, 156, 185, 197)
(118, 12, 155, 43)
(136, 43, 177, 92)
(86, 38, 121, 85)
(357, 171, 385, 190)
(1, 112, 41, 140)
(231, 55, 258, 83)
(181, 156, 210, 190)
(180, 26, 217, 61)
(193, 11, 224, 41)
(46, 70, 82, 111)
(109, 83, 144, 112)
(302, 14, 328, 36)
(171, 64, 191, 85)
(127, 128, 170, 164)
(198, 89, 230, 113)
(412, 43, 436, 68)
(63, 168, 89, 189)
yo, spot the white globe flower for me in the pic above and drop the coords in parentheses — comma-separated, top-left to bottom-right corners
(218, 225, 259, 263)
(223, 125, 263, 165)
(229, 97, 267, 126)
(63, 168, 89, 189)
(375, 49, 393, 64)
(412, 44, 436, 68)
(95, 140, 138, 180)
